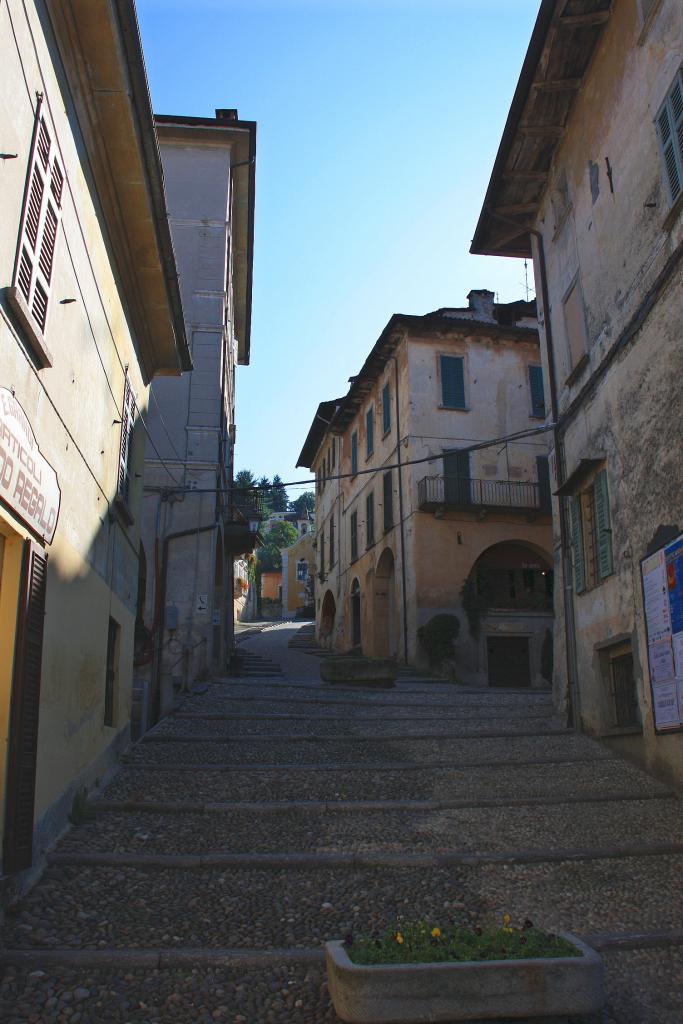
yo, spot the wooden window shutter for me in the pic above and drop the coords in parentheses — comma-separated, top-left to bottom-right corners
(440, 355, 465, 408)
(4, 542, 48, 874)
(383, 471, 393, 531)
(528, 365, 545, 417)
(568, 496, 586, 594)
(350, 511, 358, 561)
(117, 374, 136, 501)
(13, 99, 64, 336)
(594, 469, 614, 581)
(366, 492, 374, 546)
(351, 431, 358, 475)
(366, 407, 374, 456)
(656, 71, 683, 205)
(382, 383, 391, 433)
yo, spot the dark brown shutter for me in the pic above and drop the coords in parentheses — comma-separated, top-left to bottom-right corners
(4, 542, 48, 874)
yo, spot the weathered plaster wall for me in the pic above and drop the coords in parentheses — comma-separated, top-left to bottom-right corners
(311, 323, 553, 676)
(531, 0, 683, 782)
(0, 0, 154, 870)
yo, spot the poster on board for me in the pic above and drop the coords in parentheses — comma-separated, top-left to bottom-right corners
(641, 534, 683, 733)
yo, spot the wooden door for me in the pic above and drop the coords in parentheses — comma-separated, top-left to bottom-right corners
(4, 541, 48, 874)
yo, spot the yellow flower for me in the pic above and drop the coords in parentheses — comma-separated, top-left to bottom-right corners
(431, 927, 441, 938)
(502, 913, 511, 928)
(395, 932, 404, 944)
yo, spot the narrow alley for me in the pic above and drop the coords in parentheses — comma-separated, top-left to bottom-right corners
(1, 623, 681, 1024)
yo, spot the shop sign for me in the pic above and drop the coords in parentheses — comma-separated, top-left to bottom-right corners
(0, 387, 60, 544)
(641, 533, 683, 733)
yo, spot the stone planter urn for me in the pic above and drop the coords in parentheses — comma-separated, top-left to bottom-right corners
(320, 656, 397, 688)
(325, 934, 604, 1023)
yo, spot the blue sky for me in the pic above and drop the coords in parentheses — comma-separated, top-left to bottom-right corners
(137, 0, 540, 497)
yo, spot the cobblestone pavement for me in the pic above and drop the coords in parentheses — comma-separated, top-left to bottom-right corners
(2, 622, 682, 1023)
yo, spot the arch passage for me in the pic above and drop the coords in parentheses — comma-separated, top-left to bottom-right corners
(372, 548, 396, 658)
(321, 590, 336, 639)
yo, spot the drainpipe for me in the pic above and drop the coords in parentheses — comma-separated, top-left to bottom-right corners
(484, 208, 580, 728)
(154, 521, 217, 720)
(392, 355, 410, 665)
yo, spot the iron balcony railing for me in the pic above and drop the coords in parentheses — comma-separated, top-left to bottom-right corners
(418, 475, 549, 512)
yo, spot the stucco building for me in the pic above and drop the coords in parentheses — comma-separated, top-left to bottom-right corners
(281, 531, 316, 615)
(298, 293, 554, 685)
(0, 0, 189, 888)
(472, 0, 683, 784)
(137, 110, 257, 721)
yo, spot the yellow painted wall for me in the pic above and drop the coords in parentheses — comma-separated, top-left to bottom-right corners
(283, 533, 315, 612)
(260, 572, 282, 601)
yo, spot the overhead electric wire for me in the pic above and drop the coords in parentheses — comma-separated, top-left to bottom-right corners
(154, 422, 556, 495)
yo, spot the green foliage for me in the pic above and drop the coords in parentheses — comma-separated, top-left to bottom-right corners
(289, 491, 315, 518)
(346, 920, 582, 966)
(270, 474, 289, 512)
(256, 520, 299, 573)
(461, 570, 486, 639)
(417, 613, 460, 665)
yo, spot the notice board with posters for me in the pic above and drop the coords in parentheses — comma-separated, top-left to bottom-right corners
(641, 533, 683, 733)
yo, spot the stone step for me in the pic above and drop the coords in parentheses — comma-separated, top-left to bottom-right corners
(2, 944, 681, 1024)
(57, 798, 683, 859)
(157, 717, 566, 739)
(103, 756, 668, 806)
(5, 856, 682, 954)
(144, 724, 571, 742)
(122, 731, 610, 768)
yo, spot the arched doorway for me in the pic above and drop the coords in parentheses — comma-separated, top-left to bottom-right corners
(373, 548, 396, 658)
(350, 579, 361, 649)
(471, 541, 553, 689)
(320, 590, 336, 643)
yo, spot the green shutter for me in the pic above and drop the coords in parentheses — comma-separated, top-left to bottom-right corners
(351, 431, 358, 475)
(568, 496, 586, 594)
(657, 71, 683, 204)
(382, 384, 391, 433)
(366, 408, 374, 456)
(528, 365, 545, 417)
(594, 469, 614, 580)
(440, 356, 465, 409)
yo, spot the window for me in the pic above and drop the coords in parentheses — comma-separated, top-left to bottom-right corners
(329, 516, 335, 568)
(383, 471, 393, 531)
(562, 279, 589, 375)
(382, 383, 391, 434)
(568, 468, 613, 594)
(528, 365, 545, 418)
(350, 510, 358, 562)
(296, 560, 308, 582)
(10, 99, 64, 366)
(319, 532, 325, 580)
(439, 355, 466, 409)
(117, 373, 137, 506)
(656, 68, 683, 207)
(366, 492, 375, 547)
(366, 407, 374, 458)
(331, 438, 336, 469)
(351, 430, 358, 476)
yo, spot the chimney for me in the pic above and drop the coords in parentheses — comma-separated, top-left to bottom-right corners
(467, 289, 496, 322)
(215, 108, 238, 122)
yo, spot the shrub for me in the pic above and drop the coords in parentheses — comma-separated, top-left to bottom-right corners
(417, 613, 460, 665)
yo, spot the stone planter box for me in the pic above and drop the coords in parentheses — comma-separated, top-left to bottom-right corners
(320, 657, 397, 688)
(325, 934, 604, 1023)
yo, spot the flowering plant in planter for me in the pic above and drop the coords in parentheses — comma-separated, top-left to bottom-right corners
(326, 914, 604, 1024)
(343, 914, 580, 966)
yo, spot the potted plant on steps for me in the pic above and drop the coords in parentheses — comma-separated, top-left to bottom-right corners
(326, 916, 605, 1023)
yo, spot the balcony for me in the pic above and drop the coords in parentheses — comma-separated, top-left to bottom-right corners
(417, 475, 550, 514)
